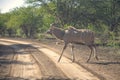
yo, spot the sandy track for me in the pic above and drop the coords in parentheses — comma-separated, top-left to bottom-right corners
(28, 47, 67, 79)
(0, 43, 14, 79)
(0, 40, 42, 79)
(38, 48, 99, 80)
(9, 51, 42, 79)
(0, 38, 100, 80)
(0, 40, 68, 79)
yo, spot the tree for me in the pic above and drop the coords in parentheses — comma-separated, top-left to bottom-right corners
(1, 0, 120, 46)
(0, 13, 11, 36)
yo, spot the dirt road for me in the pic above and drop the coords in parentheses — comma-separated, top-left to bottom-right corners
(0, 38, 100, 80)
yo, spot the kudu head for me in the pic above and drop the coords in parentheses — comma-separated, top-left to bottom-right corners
(46, 23, 58, 35)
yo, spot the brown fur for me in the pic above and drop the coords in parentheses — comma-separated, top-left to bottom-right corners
(47, 23, 98, 62)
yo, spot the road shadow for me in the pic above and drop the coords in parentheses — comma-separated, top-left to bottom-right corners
(0, 44, 38, 66)
(0, 44, 37, 55)
(0, 77, 40, 80)
(89, 61, 120, 65)
(0, 59, 34, 66)
(0, 76, 69, 80)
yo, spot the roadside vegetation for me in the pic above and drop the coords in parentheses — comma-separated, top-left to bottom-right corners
(0, 0, 120, 47)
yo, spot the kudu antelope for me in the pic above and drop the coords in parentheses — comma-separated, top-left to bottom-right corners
(47, 23, 99, 62)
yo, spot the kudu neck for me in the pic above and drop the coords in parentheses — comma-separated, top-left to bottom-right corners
(52, 27, 65, 40)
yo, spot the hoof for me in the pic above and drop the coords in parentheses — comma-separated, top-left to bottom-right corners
(72, 59, 75, 62)
(96, 56, 99, 61)
(58, 59, 60, 63)
(72, 60, 74, 62)
(87, 59, 90, 63)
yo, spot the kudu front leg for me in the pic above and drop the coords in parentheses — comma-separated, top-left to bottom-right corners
(71, 44, 75, 62)
(58, 43, 68, 62)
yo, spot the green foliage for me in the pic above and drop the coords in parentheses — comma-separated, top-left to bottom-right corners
(1, 0, 120, 47)
(87, 24, 95, 31)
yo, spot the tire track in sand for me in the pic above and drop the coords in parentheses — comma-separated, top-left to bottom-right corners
(4, 44, 42, 80)
(0, 38, 100, 80)
(38, 47, 100, 80)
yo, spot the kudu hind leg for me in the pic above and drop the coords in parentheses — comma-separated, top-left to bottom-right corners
(87, 45, 93, 62)
(93, 45, 99, 61)
(71, 44, 75, 62)
(58, 43, 68, 62)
